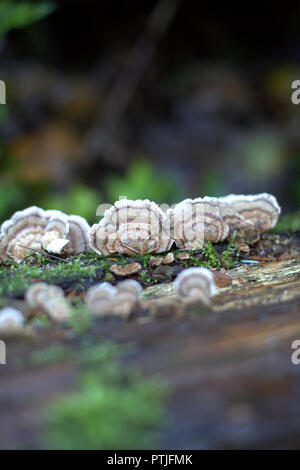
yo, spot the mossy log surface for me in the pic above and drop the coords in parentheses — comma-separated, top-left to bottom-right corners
(1, 233, 300, 449)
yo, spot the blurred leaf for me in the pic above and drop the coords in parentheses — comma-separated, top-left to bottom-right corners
(0, 180, 26, 222)
(105, 160, 183, 204)
(0, 0, 55, 37)
(200, 169, 227, 197)
(42, 184, 101, 223)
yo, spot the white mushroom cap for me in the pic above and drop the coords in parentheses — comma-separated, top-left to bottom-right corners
(174, 267, 216, 305)
(64, 215, 91, 254)
(0, 307, 25, 333)
(89, 199, 172, 256)
(41, 210, 69, 254)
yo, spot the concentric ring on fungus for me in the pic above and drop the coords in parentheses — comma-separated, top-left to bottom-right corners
(0, 206, 91, 261)
(171, 197, 229, 249)
(89, 199, 172, 256)
(174, 267, 216, 305)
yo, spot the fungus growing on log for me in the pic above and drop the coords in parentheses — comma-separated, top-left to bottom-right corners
(174, 267, 216, 305)
(89, 199, 172, 256)
(85, 280, 142, 317)
(0, 207, 91, 262)
(170, 197, 229, 249)
(25, 282, 70, 321)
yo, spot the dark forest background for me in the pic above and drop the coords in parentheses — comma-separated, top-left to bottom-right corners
(1, 0, 300, 223)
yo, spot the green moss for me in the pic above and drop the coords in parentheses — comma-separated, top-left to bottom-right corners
(43, 341, 169, 450)
(0, 252, 106, 298)
(272, 212, 300, 233)
(200, 242, 222, 269)
(30, 344, 71, 366)
(221, 233, 239, 268)
(68, 301, 93, 334)
(138, 270, 158, 284)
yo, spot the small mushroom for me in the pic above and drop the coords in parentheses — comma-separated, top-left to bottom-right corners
(176, 252, 190, 261)
(149, 256, 163, 268)
(89, 199, 172, 256)
(162, 252, 174, 264)
(110, 262, 142, 277)
(0, 307, 25, 334)
(25, 282, 70, 321)
(85, 282, 117, 316)
(174, 267, 216, 305)
(114, 279, 143, 317)
(85, 280, 143, 317)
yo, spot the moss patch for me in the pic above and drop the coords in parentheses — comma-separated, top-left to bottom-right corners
(272, 212, 300, 233)
(0, 240, 241, 300)
(41, 340, 169, 450)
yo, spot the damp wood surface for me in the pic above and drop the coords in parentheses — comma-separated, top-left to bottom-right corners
(1, 232, 300, 449)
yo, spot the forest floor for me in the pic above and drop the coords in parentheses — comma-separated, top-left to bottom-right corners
(1, 231, 300, 449)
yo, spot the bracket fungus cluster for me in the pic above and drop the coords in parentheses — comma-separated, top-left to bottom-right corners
(88, 193, 280, 256)
(0, 193, 280, 262)
(0, 206, 90, 262)
(169, 193, 281, 250)
(174, 267, 217, 305)
(85, 279, 142, 318)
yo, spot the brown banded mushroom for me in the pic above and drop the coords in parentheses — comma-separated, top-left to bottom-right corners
(0, 206, 91, 262)
(110, 262, 142, 277)
(149, 256, 164, 268)
(162, 252, 174, 264)
(89, 199, 172, 256)
(176, 252, 190, 260)
(0, 206, 50, 262)
(25, 282, 70, 321)
(218, 193, 281, 234)
(174, 267, 216, 305)
(171, 197, 229, 249)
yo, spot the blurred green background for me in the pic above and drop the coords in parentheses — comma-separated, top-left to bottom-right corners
(1, 0, 300, 224)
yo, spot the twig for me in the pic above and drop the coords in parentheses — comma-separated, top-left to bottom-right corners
(17, 244, 68, 263)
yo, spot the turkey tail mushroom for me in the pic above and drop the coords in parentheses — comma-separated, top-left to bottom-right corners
(171, 197, 229, 249)
(174, 267, 216, 305)
(219, 193, 281, 234)
(89, 199, 172, 256)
